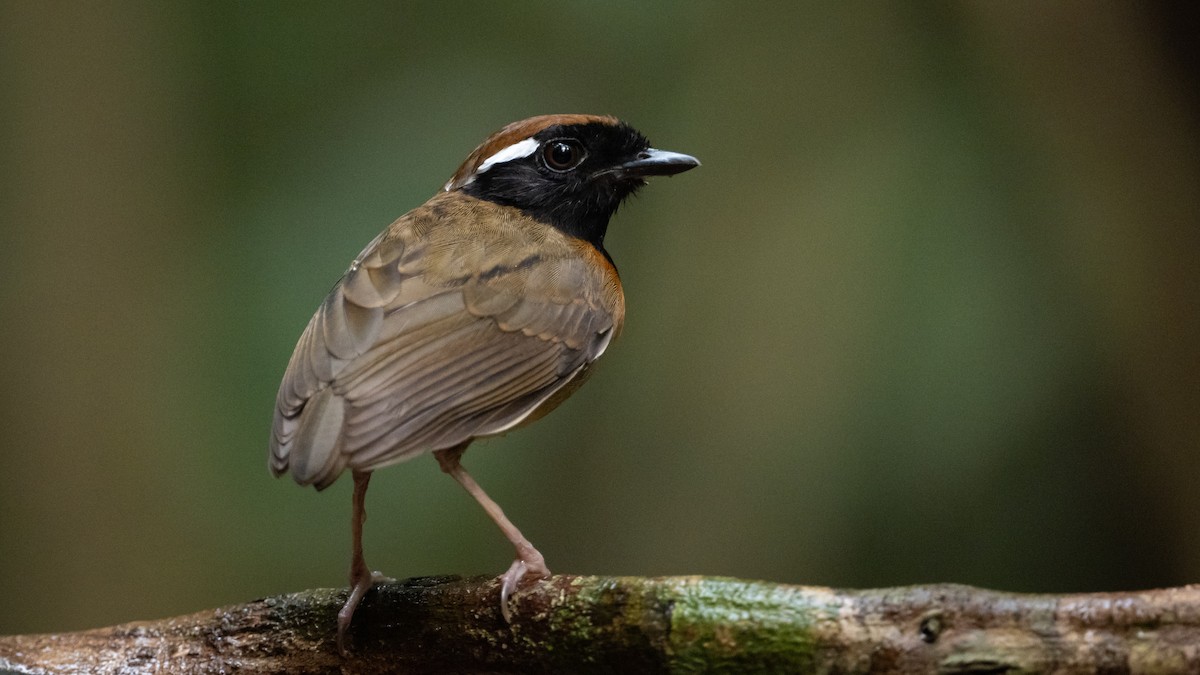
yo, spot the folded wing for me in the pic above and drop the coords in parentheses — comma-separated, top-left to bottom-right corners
(269, 205, 622, 490)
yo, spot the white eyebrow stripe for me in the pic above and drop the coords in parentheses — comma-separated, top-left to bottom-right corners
(476, 137, 539, 176)
(443, 137, 541, 192)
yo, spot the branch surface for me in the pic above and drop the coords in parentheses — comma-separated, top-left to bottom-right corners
(1, 575, 1198, 674)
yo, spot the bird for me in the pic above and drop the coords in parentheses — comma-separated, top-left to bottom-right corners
(268, 114, 698, 654)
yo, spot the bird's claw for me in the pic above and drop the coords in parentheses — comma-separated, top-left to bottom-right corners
(499, 556, 551, 623)
(337, 566, 382, 657)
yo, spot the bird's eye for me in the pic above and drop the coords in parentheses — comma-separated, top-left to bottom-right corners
(542, 139, 586, 172)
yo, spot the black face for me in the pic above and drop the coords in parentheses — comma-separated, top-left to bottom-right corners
(463, 122, 687, 250)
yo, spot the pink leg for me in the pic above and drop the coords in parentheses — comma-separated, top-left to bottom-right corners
(434, 444, 551, 622)
(337, 470, 375, 656)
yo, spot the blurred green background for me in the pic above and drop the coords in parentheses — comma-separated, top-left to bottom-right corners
(3, 2, 1199, 635)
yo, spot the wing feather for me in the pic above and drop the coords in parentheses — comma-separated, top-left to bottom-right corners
(269, 196, 624, 489)
(376, 348, 568, 452)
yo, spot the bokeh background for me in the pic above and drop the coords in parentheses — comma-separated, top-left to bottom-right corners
(3, 2, 1199, 634)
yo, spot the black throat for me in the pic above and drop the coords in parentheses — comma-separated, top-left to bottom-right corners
(464, 177, 625, 250)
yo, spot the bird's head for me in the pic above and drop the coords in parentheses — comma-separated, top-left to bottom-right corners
(444, 114, 699, 248)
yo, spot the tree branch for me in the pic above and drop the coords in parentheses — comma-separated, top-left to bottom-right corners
(1, 575, 1198, 673)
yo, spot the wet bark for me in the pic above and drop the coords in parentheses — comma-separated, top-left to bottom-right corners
(1, 575, 1198, 674)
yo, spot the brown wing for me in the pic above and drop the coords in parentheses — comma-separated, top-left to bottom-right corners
(269, 195, 623, 489)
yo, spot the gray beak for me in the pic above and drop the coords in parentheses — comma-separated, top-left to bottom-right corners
(615, 148, 701, 178)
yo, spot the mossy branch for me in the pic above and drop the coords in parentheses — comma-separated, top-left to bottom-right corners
(1, 575, 1198, 673)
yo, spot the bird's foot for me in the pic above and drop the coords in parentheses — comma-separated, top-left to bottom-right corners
(337, 564, 379, 657)
(499, 553, 551, 623)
